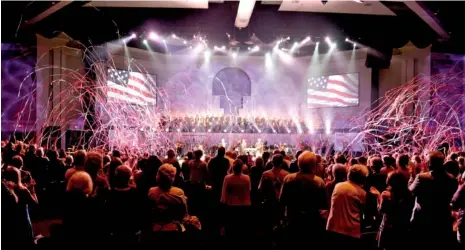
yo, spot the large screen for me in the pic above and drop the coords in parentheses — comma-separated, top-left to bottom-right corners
(106, 68, 156, 106)
(307, 73, 359, 108)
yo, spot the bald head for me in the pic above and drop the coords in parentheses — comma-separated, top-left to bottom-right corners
(298, 151, 317, 174)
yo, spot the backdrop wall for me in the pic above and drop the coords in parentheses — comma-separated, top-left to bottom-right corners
(108, 44, 371, 130)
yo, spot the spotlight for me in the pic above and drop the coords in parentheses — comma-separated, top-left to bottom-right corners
(208, 129, 212, 132)
(291, 42, 298, 52)
(189, 46, 193, 49)
(165, 128, 169, 132)
(306, 36, 310, 40)
(232, 52, 237, 58)
(353, 43, 357, 48)
(143, 39, 148, 44)
(183, 40, 187, 44)
(248, 47, 251, 50)
(253, 45, 260, 51)
(162, 39, 166, 43)
(223, 129, 227, 132)
(204, 50, 211, 58)
(331, 43, 337, 48)
(325, 37, 331, 43)
(149, 32, 158, 40)
(286, 36, 290, 40)
(130, 33, 137, 39)
(172, 34, 177, 38)
(177, 128, 181, 132)
(221, 45, 226, 50)
(345, 37, 349, 42)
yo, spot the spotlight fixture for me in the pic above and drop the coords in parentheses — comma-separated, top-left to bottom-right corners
(353, 43, 357, 48)
(221, 45, 226, 50)
(143, 39, 148, 44)
(345, 37, 349, 42)
(232, 52, 237, 58)
(253, 45, 260, 51)
(204, 50, 211, 58)
(248, 47, 251, 50)
(172, 34, 177, 38)
(183, 40, 187, 44)
(235, 0, 256, 28)
(149, 32, 158, 40)
(130, 33, 137, 39)
(325, 37, 331, 43)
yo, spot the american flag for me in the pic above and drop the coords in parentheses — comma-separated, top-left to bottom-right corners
(107, 68, 156, 106)
(307, 73, 359, 108)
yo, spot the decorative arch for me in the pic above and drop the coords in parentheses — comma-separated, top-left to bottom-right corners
(212, 67, 252, 115)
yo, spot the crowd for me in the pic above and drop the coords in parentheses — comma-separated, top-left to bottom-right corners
(159, 115, 324, 133)
(2, 137, 465, 250)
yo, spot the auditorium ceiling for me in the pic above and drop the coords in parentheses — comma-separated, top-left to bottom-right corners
(2, 1, 465, 55)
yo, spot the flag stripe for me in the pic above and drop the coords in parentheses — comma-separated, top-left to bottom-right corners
(107, 91, 146, 106)
(307, 88, 358, 99)
(307, 93, 355, 106)
(108, 81, 156, 103)
(308, 90, 358, 104)
(106, 87, 152, 104)
(327, 79, 358, 94)
(306, 98, 348, 107)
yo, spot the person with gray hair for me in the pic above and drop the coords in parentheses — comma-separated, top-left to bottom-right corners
(145, 164, 200, 246)
(148, 164, 185, 203)
(279, 151, 327, 247)
(325, 163, 348, 205)
(326, 164, 369, 249)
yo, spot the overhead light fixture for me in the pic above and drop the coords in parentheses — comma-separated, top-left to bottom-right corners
(291, 42, 298, 52)
(149, 32, 158, 40)
(235, 0, 256, 28)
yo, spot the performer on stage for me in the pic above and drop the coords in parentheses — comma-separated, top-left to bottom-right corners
(255, 138, 264, 157)
(239, 139, 247, 155)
